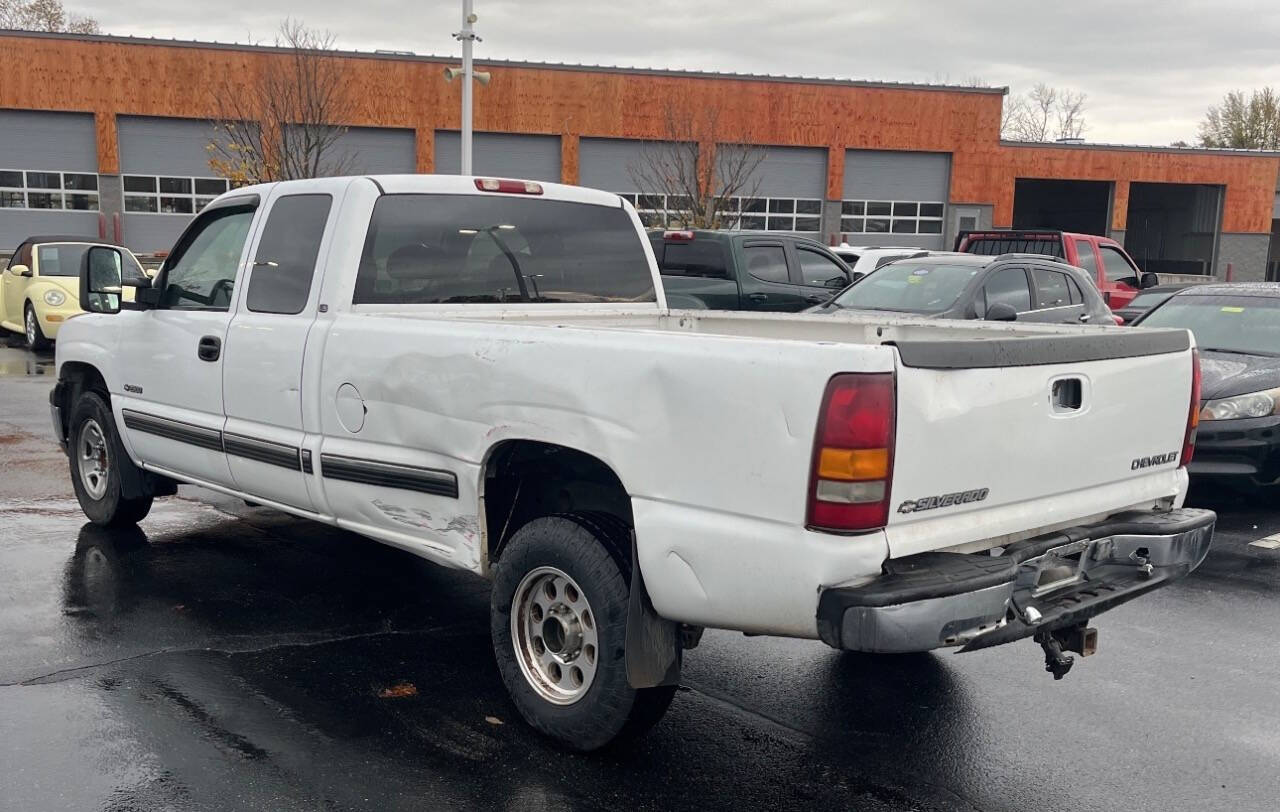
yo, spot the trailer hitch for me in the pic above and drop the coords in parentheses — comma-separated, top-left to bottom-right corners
(1034, 624, 1098, 680)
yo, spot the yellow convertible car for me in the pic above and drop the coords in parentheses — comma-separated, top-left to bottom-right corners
(1, 235, 147, 350)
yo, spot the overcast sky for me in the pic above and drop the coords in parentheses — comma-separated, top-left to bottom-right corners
(74, 0, 1280, 145)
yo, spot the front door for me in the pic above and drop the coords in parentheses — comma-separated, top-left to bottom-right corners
(1026, 267, 1088, 324)
(115, 197, 260, 487)
(221, 186, 340, 512)
(738, 241, 808, 311)
(793, 244, 853, 304)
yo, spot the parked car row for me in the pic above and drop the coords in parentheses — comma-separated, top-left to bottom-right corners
(45, 175, 1213, 751)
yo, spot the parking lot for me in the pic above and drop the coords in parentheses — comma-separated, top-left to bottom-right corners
(1, 341, 1277, 812)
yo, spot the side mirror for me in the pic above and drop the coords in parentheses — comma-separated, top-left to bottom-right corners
(985, 302, 1018, 322)
(824, 276, 848, 289)
(1139, 272, 1159, 289)
(10, 264, 32, 277)
(79, 246, 125, 314)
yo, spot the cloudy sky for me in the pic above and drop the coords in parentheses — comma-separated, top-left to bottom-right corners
(75, 0, 1280, 145)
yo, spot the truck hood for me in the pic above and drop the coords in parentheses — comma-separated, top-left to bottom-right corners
(1199, 349, 1280, 400)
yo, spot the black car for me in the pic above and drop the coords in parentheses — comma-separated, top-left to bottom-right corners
(1132, 283, 1280, 490)
(808, 253, 1116, 324)
(1113, 284, 1193, 324)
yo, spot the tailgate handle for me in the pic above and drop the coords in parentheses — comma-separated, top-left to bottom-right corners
(1051, 378, 1083, 412)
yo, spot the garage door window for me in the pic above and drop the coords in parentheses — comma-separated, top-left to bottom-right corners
(618, 193, 820, 232)
(841, 200, 943, 236)
(0, 169, 99, 211)
(124, 175, 234, 214)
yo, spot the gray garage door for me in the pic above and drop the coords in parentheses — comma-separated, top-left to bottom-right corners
(842, 150, 951, 248)
(434, 132, 560, 182)
(333, 127, 415, 174)
(118, 116, 228, 253)
(0, 111, 100, 250)
(579, 137, 651, 193)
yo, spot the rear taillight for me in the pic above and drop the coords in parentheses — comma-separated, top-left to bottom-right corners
(1181, 349, 1201, 467)
(475, 178, 543, 195)
(807, 373, 896, 533)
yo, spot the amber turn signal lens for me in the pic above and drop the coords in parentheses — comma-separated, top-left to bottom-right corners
(818, 447, 889, 481)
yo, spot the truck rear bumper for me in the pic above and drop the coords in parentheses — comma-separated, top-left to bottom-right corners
(816, 508, 1215, 653)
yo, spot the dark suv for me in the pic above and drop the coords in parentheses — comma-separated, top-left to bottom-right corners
(809, 253, 1118, 324)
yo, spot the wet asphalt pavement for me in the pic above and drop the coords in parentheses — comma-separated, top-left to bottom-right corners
(1, 342, 1278, 811)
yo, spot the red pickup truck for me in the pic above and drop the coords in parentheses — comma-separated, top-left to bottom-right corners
(956, 230, 1158, 309)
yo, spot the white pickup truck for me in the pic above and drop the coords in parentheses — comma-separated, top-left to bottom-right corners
(51, 175, 1214, 750)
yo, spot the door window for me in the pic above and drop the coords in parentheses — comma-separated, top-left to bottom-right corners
(1099, 246, 1140, 286)
(1072, 239, 1099, 280)
(742, 245, 789, 284)
(982, 267, 1032, 313)
(1032, 268, 1072, 309)
(1065, 274, 1084, 304)
(160, 205, 255, 310)
(796, 247, 849, 287)
(246, 194, 333, 314)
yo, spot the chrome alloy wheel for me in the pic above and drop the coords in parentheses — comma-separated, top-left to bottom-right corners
(77, 418, 110, 500)
(25, 308, 37, 346)
(510, 566, 599, 705)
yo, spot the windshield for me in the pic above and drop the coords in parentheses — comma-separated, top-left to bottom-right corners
(830, 262, 981, 314)
(38, 243, 144, 279)
(1139, 295, 1280, 356)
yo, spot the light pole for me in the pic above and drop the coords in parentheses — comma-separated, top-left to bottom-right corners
(455, 0, 479, 175)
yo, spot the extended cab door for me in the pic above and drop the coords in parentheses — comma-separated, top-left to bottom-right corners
(220, 183, 344, 513)
(115, 195, 260, 487)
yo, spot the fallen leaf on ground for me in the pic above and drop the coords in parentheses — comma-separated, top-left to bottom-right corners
(378, 682, 419, 699)
(484, 716, 503, 725)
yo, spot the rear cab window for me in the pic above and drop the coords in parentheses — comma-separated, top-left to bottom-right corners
(656, 240, 728, 278)
(354, 195, 656, 304)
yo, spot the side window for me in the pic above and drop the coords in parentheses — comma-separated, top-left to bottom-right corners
(1073, 239, 1099, 280)
(983, 267, 1032, 313)
(1065, 274, 1084, 305)
(1099, 246, 1140, 285)
(659, 241, 728, 277)
(742, 245, 789, 284)
(1032, 268, 1071, 309)
(796, 247, 849, 287)
(246, 194, 333, 315)
(160, 206, 255, 310)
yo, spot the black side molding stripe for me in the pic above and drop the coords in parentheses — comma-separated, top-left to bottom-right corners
(122, 409, 224, 452)
(887, 329, 1191, 369)
(319, 453, 459, 498)
(224, 433, 303, 471)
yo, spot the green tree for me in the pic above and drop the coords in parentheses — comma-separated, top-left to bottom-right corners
(0, 0, 100, 33)
(1198, 88, 1280, 150)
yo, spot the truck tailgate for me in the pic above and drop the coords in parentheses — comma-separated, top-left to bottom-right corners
(884, 330, 1194, 558)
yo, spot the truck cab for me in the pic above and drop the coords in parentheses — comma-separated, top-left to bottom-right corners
(649, 229, 853, 311)
(956, 230, 1158, 309)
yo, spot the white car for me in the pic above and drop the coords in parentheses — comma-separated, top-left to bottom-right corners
(831, 244, 929, 279)
(51, 174, 1214, 750)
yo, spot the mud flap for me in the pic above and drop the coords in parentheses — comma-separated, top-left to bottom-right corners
(625, 536, 681, 689)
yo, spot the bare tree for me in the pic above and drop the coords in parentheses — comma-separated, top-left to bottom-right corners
(1, 0, 99, 32)
(207, 19, 358, 184)
(1197, 88, 1280, 150)
(1002, 83, 1088, 141)
(627, 103, 765, 229)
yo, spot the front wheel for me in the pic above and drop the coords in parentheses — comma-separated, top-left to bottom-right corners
(67, 391, 153, 526)
(25, 304, 50, 351)
(490, 514, 676, 751)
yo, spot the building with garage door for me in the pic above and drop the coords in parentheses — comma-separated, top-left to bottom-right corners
(3, 30, 1280, 280)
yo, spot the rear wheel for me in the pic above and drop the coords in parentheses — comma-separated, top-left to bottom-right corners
(490, 514, 676, 750)
(68, 391, 152, 526)
(25, 304, 50, 351)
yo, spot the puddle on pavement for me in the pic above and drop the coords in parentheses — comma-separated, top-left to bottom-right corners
(0, 347, 55, 377)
